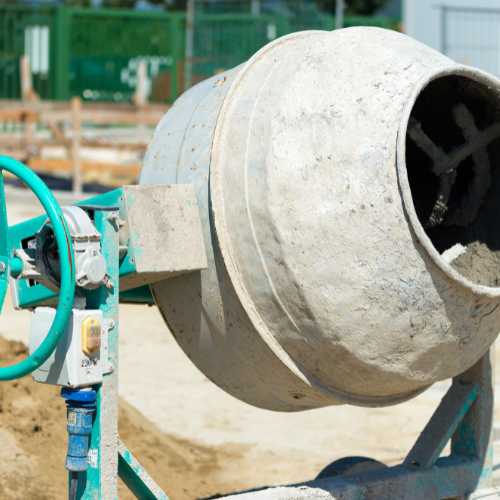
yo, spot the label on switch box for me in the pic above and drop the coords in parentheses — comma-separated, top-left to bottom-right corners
(88, 449, 98, 468)
(81, 358, 98, 368)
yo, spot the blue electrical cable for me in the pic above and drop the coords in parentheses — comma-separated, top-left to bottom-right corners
(61, 386, 97, 493)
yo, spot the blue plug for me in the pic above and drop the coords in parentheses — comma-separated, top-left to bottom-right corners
(60, 387, 97, 472)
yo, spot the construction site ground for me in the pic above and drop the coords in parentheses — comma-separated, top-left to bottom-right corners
(1, 187, 500, 499)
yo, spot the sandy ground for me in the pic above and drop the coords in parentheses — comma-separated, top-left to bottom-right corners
(1, 187, 500, 498)
(0, 335, 244, 500)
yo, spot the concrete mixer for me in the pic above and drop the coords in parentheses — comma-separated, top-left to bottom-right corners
(0, 26, 499, 499)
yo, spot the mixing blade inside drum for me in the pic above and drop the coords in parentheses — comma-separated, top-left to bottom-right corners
(405, 74, 500, 287)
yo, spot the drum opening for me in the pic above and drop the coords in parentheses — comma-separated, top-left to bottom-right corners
(405, 74, 500, 287)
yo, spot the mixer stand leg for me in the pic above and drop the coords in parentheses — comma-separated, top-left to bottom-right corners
(221, 349, 497, 500)
(69, 208, 168, 500)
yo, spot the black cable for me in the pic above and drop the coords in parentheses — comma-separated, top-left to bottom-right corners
(69, 471, 78, 500)
(41, 234, 61, 285)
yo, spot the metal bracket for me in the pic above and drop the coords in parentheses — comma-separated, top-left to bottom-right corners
(8, 184, 207, 309)
(118, 440, 169, 500)
(403, 380, 479, 469)
(213, 350, 496, 500)
(71, 208, 169, 500)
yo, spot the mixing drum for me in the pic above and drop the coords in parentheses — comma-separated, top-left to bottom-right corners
(140, 27, 500, 411)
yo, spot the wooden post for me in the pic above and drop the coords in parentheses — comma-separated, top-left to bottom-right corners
(21, 56, 32, 102)
(133, 61, 148, 129)
(20, 56, 32, 102)
(20, 56, 39, 153)
(20, 56, 40, 102)
(71, 96, 82, 194)
(133, 60, 148, 108)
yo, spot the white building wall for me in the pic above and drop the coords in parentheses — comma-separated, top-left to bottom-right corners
(403, 0, 500, 52)
(403, 0, 500, 77)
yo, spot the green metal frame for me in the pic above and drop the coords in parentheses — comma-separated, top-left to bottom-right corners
(8, 187, 154, 308)
(74, 207, 120, 497)
(0, 159, 162, 497)
(70, 208, 166, 499)
(118, 443, 169, 500)
(242, 351, 496, 499)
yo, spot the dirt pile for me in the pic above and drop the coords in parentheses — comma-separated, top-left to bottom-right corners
(0, 334, 239, 500)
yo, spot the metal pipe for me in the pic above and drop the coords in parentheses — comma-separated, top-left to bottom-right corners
(335, 0, 344, 30)
(441, 5, 447, 55)
(184, 0, 195, 93)
(69, 472, 78, 500)
(9, 257, 23, 277)
(71, 96, 82, 195)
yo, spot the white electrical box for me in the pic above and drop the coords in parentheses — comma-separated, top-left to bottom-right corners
(29, 307, 112, 388)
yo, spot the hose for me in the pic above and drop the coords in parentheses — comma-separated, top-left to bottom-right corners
(0, 155, 75, 381)
(42, 234, 61, 285)
(69, 471, 78, 500)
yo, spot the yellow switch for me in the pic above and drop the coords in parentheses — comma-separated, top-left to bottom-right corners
(82, 317, 101, 355)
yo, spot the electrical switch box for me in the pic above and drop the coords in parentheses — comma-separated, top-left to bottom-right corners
(81, 316, 101, 355)
(29, 307, 110, 388)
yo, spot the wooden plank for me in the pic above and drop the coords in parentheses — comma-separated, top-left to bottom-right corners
(0, 149, 28, 163)
(0, 101, 170, 127)
(0, 109, 168, 125)
(20, 56, 40, 103)
(0, 109, 38, 122)
(28, 157, 141, 176)
(0, 99, 169, 112)
(47, 121, 69, 147)
(39, 109, 166, 126)
(0, 138, 147, 150)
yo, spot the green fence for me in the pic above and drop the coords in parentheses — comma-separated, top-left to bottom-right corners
(66, 9, 184, 103)
(0, 6, 58, 101)
(0, 5, 399, 104)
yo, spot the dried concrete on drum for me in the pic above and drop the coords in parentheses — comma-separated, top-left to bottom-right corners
(143, 26, 500, 411)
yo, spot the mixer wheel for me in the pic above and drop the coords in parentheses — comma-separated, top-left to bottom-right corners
(315, 456, 387, 480)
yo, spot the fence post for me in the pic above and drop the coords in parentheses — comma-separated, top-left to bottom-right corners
(71, 96, 82, 194)
(54, 6, 70, 101)
(133, 60, 148, 107)
(184, 0, 195, 93)
(171, 14, 180, 102)
(440, 6, 447, 56)
(335, 0, 345, 30)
